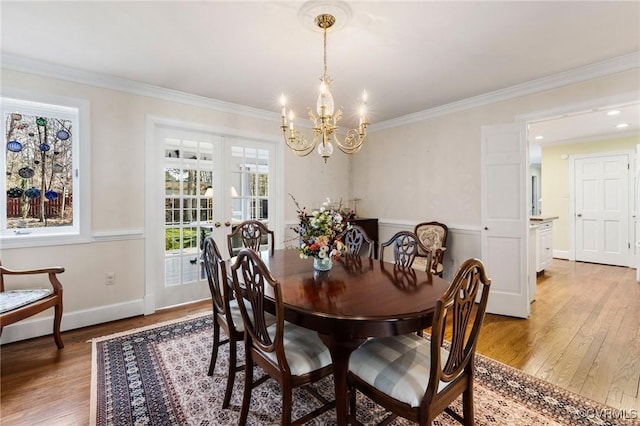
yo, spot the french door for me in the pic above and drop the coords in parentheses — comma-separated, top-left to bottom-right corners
(146, 121, 278, 310)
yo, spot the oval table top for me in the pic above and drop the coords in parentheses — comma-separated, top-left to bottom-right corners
(248, 249, 450, 339)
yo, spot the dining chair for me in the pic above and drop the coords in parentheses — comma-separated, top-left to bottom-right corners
(0, 260, 65, 349)
(231, 248, 335, 425)
(227, 220, 275, 257)
(379, 231, 431, 270)
(342, 225, 374, 258)
(413, 221, 449, 277)
(347, 258, 491, 425)
(201, 236, 246, 409)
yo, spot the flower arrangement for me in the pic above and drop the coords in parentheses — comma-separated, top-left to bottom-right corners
(290, 194, 349, 268)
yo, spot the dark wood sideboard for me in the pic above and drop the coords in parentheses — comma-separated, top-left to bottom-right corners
(348, 217, 379, 259)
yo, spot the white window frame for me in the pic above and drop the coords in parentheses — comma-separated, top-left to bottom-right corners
(1, 89, 91, 248)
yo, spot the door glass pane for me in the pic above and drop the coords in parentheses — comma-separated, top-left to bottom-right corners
(229, 144, 270, 222)
(164, 136, 215, 288)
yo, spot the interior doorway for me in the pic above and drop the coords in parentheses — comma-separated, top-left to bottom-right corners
(525, 95, 639, 268)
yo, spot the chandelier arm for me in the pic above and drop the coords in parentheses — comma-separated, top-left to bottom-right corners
(284, 128, 316, 156)
(335, 128, 367, 154)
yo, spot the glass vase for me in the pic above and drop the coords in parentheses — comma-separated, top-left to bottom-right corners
(313, 256, 332, 271)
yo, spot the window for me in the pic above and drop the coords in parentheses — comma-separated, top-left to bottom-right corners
(1, 93, 90, 248)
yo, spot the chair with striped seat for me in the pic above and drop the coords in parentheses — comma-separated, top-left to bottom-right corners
(231, 248, 335, 425)
(201, 236, 246, 408)
(348, 258, 491, 425)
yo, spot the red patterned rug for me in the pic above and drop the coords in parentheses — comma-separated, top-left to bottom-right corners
(90, 313, 637, 425)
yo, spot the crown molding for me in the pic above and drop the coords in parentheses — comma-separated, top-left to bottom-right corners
(3, 52, 638, 132)
(1, 54, 280, 123)
(370, 52, 640, 132)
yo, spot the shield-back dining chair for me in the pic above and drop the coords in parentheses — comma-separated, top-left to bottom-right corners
(231, 248, 335, 425)
(379, 230, 431, 270)
(348, 258, 491, 425)
(227, 220, 275, 257)
(342, 225, 374, 258)
(201, 236, 245, 408)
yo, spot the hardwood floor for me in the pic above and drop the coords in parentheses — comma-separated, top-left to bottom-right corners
(1, 259, 639, 424)
(476, 259, 640, 413)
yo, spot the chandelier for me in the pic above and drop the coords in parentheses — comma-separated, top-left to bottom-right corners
(279, 13, 369, 163)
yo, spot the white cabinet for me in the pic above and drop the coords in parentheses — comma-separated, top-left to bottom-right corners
(535, 221, 554, 272)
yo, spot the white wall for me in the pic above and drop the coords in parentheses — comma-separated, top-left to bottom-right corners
(2, 66, 639, 343)
(1, 68, 351, 343)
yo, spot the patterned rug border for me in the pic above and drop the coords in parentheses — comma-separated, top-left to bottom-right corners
(90, 313, 638, 426)
(89, 312, 211, 426)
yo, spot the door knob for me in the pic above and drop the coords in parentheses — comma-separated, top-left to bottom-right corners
(484, 227, 488, 230)
(577, 213, 582, 217)
(214, 222, 221, 228)
(225, 221, 231, 227)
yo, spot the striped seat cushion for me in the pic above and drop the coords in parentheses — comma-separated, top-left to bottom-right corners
(228, 299, 276, 332)
(260, 322, 332, 376)
(0, 289, 53, 314)
(349, 333, 450, 408)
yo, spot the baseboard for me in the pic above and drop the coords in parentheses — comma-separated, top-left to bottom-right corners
(0, 299, 145, 345)
(553, 250, 570, 260)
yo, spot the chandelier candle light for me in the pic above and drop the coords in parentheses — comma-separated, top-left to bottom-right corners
(279, 13, 369, 163)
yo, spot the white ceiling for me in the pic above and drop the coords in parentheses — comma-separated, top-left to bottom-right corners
(1, 1, 639, 140)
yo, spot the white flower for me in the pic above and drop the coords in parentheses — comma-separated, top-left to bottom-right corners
(320, 206, 326, 212)
(318, 250, 327, 258)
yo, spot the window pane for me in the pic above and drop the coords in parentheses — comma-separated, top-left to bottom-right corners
(183, 169, 198, 196)
(165, 168, 182, 195)
(5, 111, 73, 229)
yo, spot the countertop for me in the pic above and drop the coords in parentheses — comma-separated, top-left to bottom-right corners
(529, 215, 559, 222)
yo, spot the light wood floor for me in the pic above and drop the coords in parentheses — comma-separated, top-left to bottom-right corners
(1, 259, 638, 425)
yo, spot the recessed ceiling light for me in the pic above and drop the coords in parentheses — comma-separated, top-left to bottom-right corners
(607, 110, 621, 116)
(534, 135, 543, 140)
(616, 123, 629, 128)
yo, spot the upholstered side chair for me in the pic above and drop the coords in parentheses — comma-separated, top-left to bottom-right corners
(348, 258, 491, 425)
(0, 260, 65, 349)
(413, 221, 449, 277)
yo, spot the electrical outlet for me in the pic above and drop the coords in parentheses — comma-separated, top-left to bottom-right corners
(106, 272, 116, 286)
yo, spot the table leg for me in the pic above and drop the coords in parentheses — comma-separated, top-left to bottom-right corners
(319, 334, 366, 426)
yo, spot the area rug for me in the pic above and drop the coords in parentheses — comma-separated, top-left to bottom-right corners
(90, 313, 636, 426)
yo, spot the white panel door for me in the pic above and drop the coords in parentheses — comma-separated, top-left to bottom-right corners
(574, 154, 629, 266)
(481, 123, 530, 318)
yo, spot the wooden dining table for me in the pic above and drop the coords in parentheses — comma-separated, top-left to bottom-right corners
(238, 249, 450, 425)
